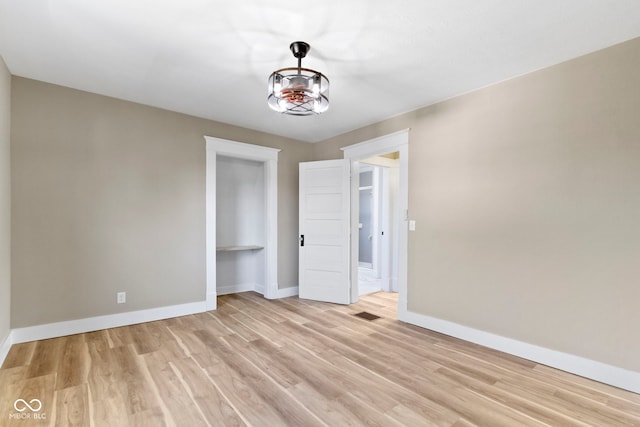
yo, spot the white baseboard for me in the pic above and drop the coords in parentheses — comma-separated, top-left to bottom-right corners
(398, 308, 640, 394)
(7, 296, 636, 395)
(208, 284, 294, 306)
(390, 277, 399, 293)
(0, 330, 13, 365)
(11, 301, 207, 345)
(276, 286, 299, 298)
(206, 292, 217, 311)
(216, 283, 258, 296)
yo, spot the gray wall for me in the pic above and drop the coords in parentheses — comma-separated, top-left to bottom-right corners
(314, 37, 640, 373)
(0, 56, 11, 347)
(11, 78, 312, 327)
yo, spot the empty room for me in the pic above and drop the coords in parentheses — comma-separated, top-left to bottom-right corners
(1, 1, 640, 425)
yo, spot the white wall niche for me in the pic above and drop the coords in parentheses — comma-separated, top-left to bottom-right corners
(205, 137, 280, 309)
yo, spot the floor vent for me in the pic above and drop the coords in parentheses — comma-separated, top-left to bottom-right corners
(353, 311, 381, 321)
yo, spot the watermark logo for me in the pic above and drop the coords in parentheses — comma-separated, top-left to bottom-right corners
(9, 398, 46, 420)
(14, 399, 42, 412)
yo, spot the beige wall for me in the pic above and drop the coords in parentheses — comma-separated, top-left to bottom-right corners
(0, 56, 11, 345)
(315, 37, 640, 372)
(8, 37, 640, 374)
(11, 78, 312, 327)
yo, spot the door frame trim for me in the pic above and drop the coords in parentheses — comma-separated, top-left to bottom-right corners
(205, 136, 280, 310)
(341, 129, 409, 314)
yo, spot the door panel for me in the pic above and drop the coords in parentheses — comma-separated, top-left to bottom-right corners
(299, 159, 350, 304)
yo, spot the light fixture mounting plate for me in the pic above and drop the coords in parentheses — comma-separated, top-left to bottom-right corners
(289, 41, 310, 59)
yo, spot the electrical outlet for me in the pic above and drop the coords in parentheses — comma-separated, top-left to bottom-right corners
(117, 291, 126, 304)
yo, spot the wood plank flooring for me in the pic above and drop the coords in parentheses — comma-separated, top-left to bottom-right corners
(2, 292, 640, 426)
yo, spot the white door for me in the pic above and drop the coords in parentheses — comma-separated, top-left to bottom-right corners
(299, 159, 351, 304)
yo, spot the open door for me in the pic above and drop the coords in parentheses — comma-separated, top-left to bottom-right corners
(299, 159, 351, 304)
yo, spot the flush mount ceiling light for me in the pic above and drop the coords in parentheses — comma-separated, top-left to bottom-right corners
(267, 41, 329, 115)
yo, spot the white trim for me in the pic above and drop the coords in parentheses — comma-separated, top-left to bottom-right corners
(0, 331, 13, 365)
(209, 138, 279, 162)
(399, 309, 640, 394)
(371, 167, 380, 277)
(206, 291, 217, 310)
(276, 286, 299, 298)
(379, 166, 391, 292)
(11, 301, 207, 344)
(349, 160, 360, 303)
(390, 278, 399, 293)
(342, 130, 409, 312)
(340, 129, 410, 159)
(205, 136, 281, 308)
(263, 153, 279, 299)
(397, 141, 408, 313)
(216, 283, 261, 296)
(205, 139, 217, 310)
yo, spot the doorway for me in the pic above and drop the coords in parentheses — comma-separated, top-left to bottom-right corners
(297, 130, 408, 314)
(205, 136, 281, 310)
(357, 155, 400, 297)
(342, 130, 409, 315)
(358, 165, 375, 271)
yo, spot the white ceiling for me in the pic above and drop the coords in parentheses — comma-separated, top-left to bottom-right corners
(2, 1, 640, 143)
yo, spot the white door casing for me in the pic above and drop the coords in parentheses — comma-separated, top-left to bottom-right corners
(341, 129, 409, 311)
(299, 159, 351, 304)
(205, 136, 280, 310)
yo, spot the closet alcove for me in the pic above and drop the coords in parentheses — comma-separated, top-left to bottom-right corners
(205, 137, 280, 310)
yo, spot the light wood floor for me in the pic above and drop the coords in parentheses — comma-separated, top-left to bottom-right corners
(2, 292, 640, 426)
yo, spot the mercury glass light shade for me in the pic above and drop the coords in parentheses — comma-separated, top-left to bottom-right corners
(268, 41, 329, 115)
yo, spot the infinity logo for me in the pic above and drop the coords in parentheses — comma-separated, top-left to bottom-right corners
(13, 399, 43, 412)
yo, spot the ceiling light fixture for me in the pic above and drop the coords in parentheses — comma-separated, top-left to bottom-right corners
(267, 41, 329, 115)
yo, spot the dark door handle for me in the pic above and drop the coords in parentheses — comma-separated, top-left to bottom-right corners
(300, 234, 305, 247)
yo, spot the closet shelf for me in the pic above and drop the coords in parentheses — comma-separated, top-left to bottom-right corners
(216, 245, 264, 252)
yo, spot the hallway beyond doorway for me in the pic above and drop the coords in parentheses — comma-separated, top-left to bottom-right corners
(358, 267, 383, 296)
